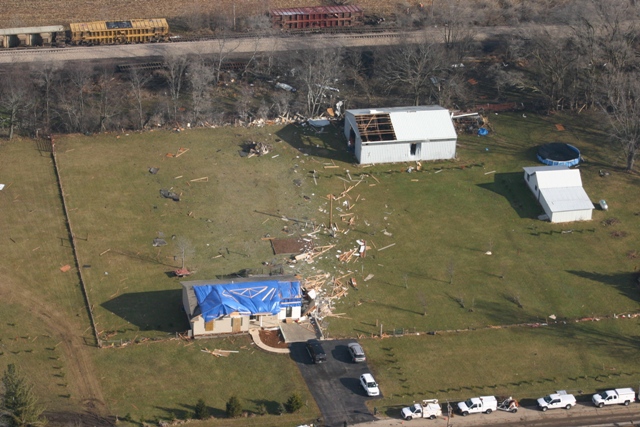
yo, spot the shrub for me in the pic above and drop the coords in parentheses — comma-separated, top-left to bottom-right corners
(284, 392, 304, 413)
(194, 398, 209, 420)
(226, 395, 242, 418)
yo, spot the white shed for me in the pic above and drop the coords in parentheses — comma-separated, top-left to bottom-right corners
(523, 165, 594, 223)
(344, 105, 457, 164)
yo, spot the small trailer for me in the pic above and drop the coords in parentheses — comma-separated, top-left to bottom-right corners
(497, 397, 519, 413)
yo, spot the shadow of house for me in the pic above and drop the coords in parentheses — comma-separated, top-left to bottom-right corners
(477, 172, 541, 219)
(101, 289, 189, 333)
(566, 270, 640, 303)
(275, 122, 355, 163)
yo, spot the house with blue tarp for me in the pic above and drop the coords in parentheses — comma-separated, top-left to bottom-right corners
(181, 276, 302, 338)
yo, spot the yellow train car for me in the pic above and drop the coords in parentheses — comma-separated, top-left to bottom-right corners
(69, 18, 169, 45)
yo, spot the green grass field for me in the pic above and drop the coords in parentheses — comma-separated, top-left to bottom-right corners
(1, 109, 638, 423)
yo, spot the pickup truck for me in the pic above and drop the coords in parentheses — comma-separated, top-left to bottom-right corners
(401, 399, 442, 420)
(457, 396, 497, 416)
(537, 391, 576, 411)
(592, 388, 636, 407)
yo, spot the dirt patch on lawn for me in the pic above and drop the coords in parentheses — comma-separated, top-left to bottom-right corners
(258, 328, 289, 349)
(0, 274, 108, 417)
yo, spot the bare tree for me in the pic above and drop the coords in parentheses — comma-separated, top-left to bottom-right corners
(235, 84, 254, 123)
(188, 57, 215, 125)
(162, 53, 189, 122)
(95, 67, 123, 131)
(447, 259, 455, 285)
(601, 71, 640, 171)
(211, 33, 241, 85)
(524, 29, 579, 111)
(56, 63, 93, 133)
(127, 68, 152, 130)
(175, 237, 195, 270)
(31, 62, 60, 133)
(0, 68, 33, 139)
(379, 34, 447, 106)
(294, 47, 343, 117)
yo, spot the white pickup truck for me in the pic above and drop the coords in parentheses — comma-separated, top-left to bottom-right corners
(592, 388, 636, 407)
(401, 399, 442, 420)
(537, 390, 576, 411)
(457, 396, 497, 416)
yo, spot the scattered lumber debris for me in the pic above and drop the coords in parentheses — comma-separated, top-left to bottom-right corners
(59, 265, 71, 273)
(201, 348, 238, 357)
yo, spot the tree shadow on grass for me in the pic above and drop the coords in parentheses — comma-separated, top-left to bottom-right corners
(101, 289, 189, 333)
(248, 399, 281, 416)
(477, 172, 540, 219)
(566, 270, 640, 303)
(275, 123, 355, 163)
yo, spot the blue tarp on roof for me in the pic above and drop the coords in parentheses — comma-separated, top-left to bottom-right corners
(193, 280, 302, 322)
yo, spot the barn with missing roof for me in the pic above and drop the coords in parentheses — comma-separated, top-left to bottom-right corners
(344, 105, 457, 165)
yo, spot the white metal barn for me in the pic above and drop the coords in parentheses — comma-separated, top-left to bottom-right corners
(344, 106, 457, 164)
(523, 165, 594, 223)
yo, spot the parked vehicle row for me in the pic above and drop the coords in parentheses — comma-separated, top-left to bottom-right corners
(401, 389, 637, 421)
(306, 339, 379, 398)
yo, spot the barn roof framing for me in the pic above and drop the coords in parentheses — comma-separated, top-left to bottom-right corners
(355, 113, 397, 142)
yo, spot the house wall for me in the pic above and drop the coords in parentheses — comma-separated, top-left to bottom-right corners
(524, 170, 541, 198)
(191, 314, 250, 337)
(358, 140, 456, 164)
(550, 209, 593, 223)
(190, 306, 301, 337)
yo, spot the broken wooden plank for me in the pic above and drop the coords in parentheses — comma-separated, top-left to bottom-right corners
(377, 243, 396, 251)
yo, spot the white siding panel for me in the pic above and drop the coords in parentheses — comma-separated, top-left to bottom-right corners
(359, 141, 456, 164)
(551, 209, 593, 223)
(421, 140, 456, 161)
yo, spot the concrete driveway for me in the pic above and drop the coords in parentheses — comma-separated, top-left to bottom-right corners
(291, 339, 380, 427)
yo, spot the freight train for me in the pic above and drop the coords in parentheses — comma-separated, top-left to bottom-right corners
(0, 18, 169, 48)
(0, 5, 373, 49)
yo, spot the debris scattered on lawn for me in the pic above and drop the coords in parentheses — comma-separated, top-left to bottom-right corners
(242, 141, 273, 157)
(377, 243, 396, 252)
(148, 167, 159, 174)
(159, 189, 180, 201)
(153, 238, 167, 247)
(275, 82, 296, 92)
(59, 265, 71, 273)
(190, 177, 208, 182)
(201, 348, 238, 357)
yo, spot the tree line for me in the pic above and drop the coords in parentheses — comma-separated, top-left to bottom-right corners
(0, 0, 638, 170)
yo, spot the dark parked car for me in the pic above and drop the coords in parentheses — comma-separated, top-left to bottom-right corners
(348, 342, 366, 363)
(306, 339, 327, 363)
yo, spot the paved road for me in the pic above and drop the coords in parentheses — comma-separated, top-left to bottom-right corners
(354, 402, 640, 427)
(291, 339, 380, 427)
(0, 24, 554, 65)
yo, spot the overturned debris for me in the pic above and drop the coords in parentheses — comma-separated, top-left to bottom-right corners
(243, 141, 273, 157)
(159, 189, 180, 201)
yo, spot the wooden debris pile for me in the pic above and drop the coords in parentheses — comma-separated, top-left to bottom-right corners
(302, 272, 354, 320)
(337, 240, 369, 263)
(246, 141, 273, 157)
(293, 244, 335, 264)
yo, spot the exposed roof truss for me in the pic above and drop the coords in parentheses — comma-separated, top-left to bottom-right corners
(355, 113, 397, 142)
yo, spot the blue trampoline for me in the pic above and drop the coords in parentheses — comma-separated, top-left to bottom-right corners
(537, 143, 581, 166)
